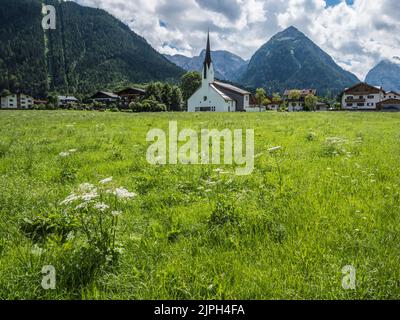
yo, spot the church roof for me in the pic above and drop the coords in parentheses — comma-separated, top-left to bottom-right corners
(213, 81, 251, 95)
(210, 84, 233, 101)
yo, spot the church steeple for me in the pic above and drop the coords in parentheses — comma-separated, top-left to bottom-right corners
(202, 31, 214, 83)
(204, 31, 212, 69)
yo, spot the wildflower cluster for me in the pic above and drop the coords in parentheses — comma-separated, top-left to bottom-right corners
(59, 177, 137, 262)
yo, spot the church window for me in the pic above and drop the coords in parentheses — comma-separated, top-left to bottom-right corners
(203, 96, 207, 101)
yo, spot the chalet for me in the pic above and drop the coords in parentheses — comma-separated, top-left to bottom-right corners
(90, 91, 120, 103)
(377, 99, 400, 112)
(188, 32, 251, 112)
(58, 96, 79, 107)
(283, 89, 317, 112)
(341, 83, 384, 110)
(117, 87, 146, 108)
(0, 93, 33, 109)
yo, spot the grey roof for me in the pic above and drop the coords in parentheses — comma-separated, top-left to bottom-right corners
(58, 96, 78, 101)
(210, 84, 233, 101)
(92, 91, 120, 99)
(384, 90, 400, 95)
(213, 81, 251, 95)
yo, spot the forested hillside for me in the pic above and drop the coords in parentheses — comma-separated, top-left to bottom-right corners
(0, 0, 184, 97)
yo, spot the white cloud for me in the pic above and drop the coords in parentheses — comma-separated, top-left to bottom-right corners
(74, 0, 399, 79)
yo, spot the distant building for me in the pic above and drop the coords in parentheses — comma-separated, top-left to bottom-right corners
(34, 99, 48, 106)
(377, 99, 400, 112)
(116, 87, 146, 108)
(383, 91, 400, 100)
(1, 93, 33, 109)
(58, 96, 79, 107)
(283, 89, 317, 112)
(341, 83, 384, 110)
(90, 91, 121, 103)
(188, 32, 251, 112)
(316, 102, 329, 111)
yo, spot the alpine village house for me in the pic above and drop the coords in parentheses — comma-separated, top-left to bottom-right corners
(341, 83, 400, 111)
(188, 33, 251, 112)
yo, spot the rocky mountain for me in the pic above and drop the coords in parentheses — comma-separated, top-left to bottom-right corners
(0, 0, 184, 97)
(365, 57, 400, 92)
(165, 50, 248, 81)
(239, 26, 359, 96)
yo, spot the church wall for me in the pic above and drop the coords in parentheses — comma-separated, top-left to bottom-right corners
(188, 85, 232, 112)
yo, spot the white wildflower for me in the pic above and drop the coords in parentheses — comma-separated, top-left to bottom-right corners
(78, 183, 96, 193)
(94, 202, 110, 212)
(99, 177, 113, 184)
(75, 201, 90, 210)
(66, 232, 75, 241)
(81, 190, 98, 202)
(31, 245, 44, 256)
(59, 152, 70, 157)
(114, 247, 124, 254)
(69, 149, 78, 153)
(112, 211, 122, 217)
(60, 194, 80, 205)
(114, 187, 137, 199)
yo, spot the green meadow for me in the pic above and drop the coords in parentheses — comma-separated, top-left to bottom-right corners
(0, 110, 399, 299)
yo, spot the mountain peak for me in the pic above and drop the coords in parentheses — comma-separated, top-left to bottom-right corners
(366, 58, 400, 91)
(285, 26, 300, 33)
(240, 26, 359, 96)
(274, 26, 305, 41)
(281, 26, 302, 35)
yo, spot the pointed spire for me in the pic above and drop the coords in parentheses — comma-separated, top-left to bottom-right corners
(205, 30, 212, 68)
(203, 30, 212, 79)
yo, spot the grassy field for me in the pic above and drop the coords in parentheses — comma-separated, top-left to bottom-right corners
(0, 110, 399, 300)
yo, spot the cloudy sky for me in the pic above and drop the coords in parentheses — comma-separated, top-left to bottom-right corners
(73, 0, 399, 80)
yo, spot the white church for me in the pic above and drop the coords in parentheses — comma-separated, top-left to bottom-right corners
(188, 33, 251, 112)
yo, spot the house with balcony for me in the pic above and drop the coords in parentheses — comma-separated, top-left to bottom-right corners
(341, 83, 384, 110)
